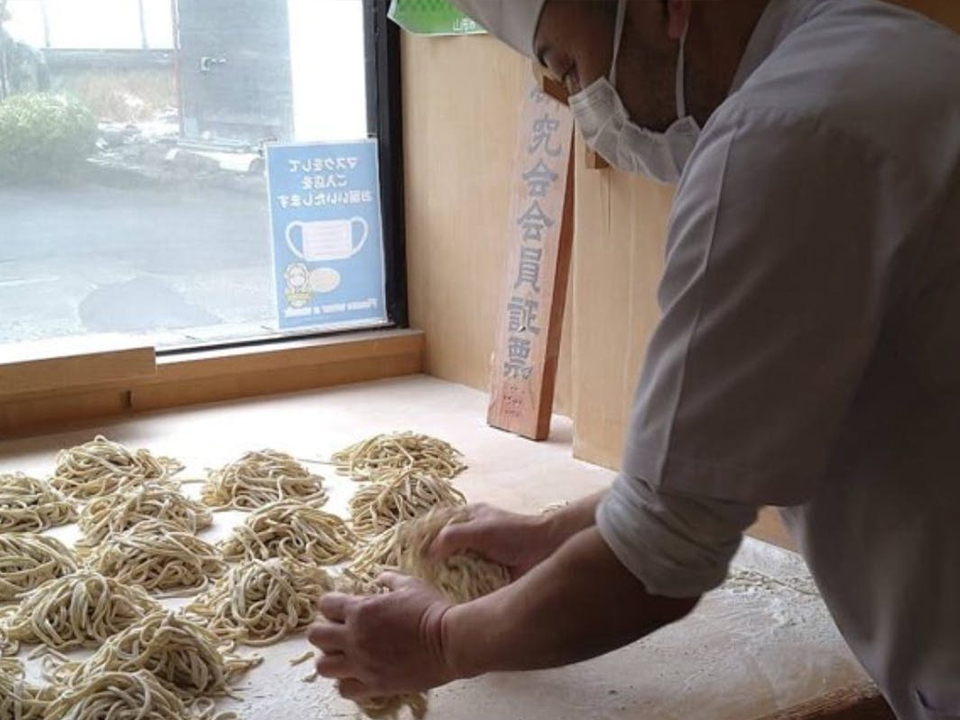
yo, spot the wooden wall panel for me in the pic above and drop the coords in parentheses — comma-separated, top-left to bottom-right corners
(402, 33, 574, 416)
(569, 141, 674, 468)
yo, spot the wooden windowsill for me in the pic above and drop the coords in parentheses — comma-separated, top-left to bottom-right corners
(0, 334, 156, 397)
(0, 329, 424, 437)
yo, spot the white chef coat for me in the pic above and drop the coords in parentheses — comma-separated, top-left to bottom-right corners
(596, 1, 960, 718)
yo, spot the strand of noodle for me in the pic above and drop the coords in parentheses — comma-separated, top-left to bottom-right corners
(50, 435, 183, 500)
(0, 656, 54, 720)
(288, 650, 313, 666)
(85, 520, 227, 598)
(218, 499, 357, 566)
(184, 558, 332, 647)
(332, 432, 466, 482)
(77, 482, 213, 549)
(200, 450, 328, 511)
(0, 473, 76, 533)
(43, 669, 210, 720)
(393, 507, 510, 603)
(0, 610, 18, 657)
(357, 694, 429, 720)
(28, 644, 69, 662)
(192, 696, 238, 720)
(0, 569, 160, 651)
(540, 500, 570, 515)
(0, 533, 79, 601)
(345, 524, 405, 590)
(349, 470, 465, 536)
(44, 611, 260, 701)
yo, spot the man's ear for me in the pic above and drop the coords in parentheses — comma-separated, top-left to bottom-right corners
(666, 0, 693, 40)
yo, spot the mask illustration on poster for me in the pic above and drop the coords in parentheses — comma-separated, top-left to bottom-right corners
(266, 140, 387, 331)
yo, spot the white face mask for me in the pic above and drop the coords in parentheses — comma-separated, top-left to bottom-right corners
(568, 0, 701, 184)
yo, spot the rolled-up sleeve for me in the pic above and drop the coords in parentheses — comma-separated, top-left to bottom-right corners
(597, 475, 757, 598)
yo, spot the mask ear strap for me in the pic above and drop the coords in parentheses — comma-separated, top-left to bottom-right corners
(609, 0, 628, 86)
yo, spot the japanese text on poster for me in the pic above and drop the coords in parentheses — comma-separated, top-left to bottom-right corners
(266, 140, 387, 331)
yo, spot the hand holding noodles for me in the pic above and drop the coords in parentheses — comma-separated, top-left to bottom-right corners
(340, 508, 510, 720)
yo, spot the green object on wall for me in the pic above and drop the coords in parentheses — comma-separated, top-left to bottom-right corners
(388, 0, 486, 36)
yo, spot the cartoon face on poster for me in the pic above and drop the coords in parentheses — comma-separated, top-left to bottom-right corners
(267, 140, 387, 330)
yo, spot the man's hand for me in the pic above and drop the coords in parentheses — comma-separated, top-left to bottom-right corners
(442, 528, 701, 677)
(308, 573, 457, 701)
(431, 492, 607, 580)
(430, 503, 554, 579)
(310, 526, 700, 699)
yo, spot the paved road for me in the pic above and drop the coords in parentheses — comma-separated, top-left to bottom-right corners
(0, 180, 276, 345)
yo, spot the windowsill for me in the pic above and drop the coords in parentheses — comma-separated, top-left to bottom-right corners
(0, 328, 424, 437)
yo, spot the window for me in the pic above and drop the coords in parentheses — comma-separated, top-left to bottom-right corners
(0, 0, 405, 351)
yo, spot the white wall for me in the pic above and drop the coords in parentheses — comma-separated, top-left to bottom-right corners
(5, 0, 174, 49)
(288, 0, 368, 142)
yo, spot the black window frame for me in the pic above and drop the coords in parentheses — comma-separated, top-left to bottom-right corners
(159, 0, 406, 357)
(365, 0, 407, 329)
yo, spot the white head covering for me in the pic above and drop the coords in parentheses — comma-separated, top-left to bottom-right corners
(447, 0, 549, 58)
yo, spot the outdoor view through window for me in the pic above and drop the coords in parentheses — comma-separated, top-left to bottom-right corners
(0, 0, 370, 349)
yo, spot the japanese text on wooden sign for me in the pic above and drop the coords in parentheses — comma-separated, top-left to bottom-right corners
(488, 86, 574, 440)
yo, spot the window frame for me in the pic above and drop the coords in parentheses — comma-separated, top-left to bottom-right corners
(0, 0, 414, 434)
(365, 0, 408, 330)
(153, 0, 407, 358)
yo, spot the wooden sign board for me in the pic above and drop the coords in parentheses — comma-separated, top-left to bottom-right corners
(487, 85, 575, 440)
(529, 62, 609, 170)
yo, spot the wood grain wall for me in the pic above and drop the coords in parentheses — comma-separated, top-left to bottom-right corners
(402, 3, 960, 546)
(402, 34, 575, 416)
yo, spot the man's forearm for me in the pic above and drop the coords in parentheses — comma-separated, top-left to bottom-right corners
(542, 490, 606, 550)
(441, 526, 700, 676)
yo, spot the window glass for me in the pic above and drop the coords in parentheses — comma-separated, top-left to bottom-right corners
(0, 0, 375, 349)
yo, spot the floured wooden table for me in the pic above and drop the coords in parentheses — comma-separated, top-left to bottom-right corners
(0, 375, 873, 720)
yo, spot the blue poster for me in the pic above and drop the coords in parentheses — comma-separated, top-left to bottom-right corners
(266, 140, 387, 331)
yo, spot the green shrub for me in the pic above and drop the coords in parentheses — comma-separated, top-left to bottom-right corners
(0, 93, 97, 182)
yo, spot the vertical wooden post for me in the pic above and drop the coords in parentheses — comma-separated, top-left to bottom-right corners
(487, 85, 575, 441)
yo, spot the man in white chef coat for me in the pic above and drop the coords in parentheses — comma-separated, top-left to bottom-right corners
(309, 2, 960, 717)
